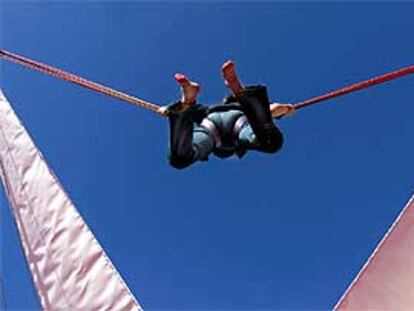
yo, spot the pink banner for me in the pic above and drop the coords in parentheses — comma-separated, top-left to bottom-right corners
(336, 193, 414, 310)
(0, 90, 142, 310)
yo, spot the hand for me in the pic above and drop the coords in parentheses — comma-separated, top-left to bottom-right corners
(158, 106, 169, 117)
(270, 103, 295, 118)
(283, 104, 295, 116)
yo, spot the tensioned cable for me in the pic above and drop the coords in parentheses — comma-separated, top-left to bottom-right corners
(294, 65, 414, 109)
(1, 49, 413, 115)
(0, 49, 167, 117)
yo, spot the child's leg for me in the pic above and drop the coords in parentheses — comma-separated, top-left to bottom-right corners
(237, 86, 283, 153)
(221, 60, 244, 96)
(168, 100, 214, 169)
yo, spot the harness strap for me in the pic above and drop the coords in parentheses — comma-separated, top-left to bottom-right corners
(233, 115, 248, 140)
(201, 118, 222, 148)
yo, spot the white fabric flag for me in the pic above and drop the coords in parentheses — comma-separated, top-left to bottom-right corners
(0, 90, 142, 310)
(335, 193, 414, 310)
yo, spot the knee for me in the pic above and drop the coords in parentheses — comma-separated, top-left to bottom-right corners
(168, 152, 194, 170)
(258, 129, 284, 154)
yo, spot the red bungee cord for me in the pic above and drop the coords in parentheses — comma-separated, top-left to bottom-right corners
(294, 65, 414, 109)
(1, 49, 413, 116)
(0, 49, 166, 116)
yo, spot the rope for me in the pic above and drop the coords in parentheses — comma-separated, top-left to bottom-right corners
(0, 49, 168, 117)
(293, 65, 414, 110)
(1, 49, 413, 116)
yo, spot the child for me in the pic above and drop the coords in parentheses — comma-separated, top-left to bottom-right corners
(167, 60, 294, 169)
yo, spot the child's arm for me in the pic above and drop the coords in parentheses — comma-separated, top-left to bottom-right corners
(270, 103, 295, 118)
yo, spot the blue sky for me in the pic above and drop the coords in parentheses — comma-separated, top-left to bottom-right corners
(1, 2, 414, 309)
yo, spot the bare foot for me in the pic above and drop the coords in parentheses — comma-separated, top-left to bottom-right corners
(221, 60, 244, 96)
(174, 73, 200, 108)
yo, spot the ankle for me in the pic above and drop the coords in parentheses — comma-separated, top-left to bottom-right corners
(180, 99, 196, 110)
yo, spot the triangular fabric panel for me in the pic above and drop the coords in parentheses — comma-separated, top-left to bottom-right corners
(335, 193, 414, 310)
(0, 90, 142, 310)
